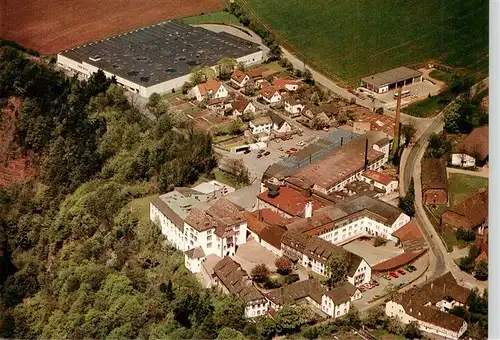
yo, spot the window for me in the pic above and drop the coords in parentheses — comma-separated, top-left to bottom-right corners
(207, 235, 212, 241)
(235, 225, 240, 230)
(207, 242, 212, 248)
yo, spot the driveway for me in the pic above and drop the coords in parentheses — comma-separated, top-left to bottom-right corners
(342, 239, 404, 267)
(233, 239, 278, 273)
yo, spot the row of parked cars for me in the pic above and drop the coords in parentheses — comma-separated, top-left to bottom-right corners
(383, 265, 417, 280)
(359, 280, 379, 292)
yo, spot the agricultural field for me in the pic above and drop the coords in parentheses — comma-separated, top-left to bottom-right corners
(1, 0, 224, 54)
(243, 0, 488, 85)
(182, 11, 239, 25)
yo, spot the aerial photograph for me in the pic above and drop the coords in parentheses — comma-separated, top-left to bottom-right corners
(0, 0, 489, 339)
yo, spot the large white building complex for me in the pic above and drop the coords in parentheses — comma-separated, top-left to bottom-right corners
(57, 21, 263, 97)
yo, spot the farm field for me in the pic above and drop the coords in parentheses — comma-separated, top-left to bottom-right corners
(182, 11, 239, 25)
(243, 0, 488, 85)
(1, 0, 224, 55)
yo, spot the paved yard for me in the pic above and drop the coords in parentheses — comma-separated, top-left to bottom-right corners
(233, 239, 278, 273)
(376, 80, 441, 109)
(342, 239, 404, 267)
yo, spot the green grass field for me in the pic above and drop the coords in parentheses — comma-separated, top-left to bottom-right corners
(244, 0, 488, 85)
(403, 93, 450, 117)
(128, 194, 158, 225)
(429, 69, 454, 85)
(448, 173, 488, 206)
(182, 11, 239, 25)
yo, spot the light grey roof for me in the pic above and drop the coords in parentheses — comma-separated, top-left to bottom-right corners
(60, 21, 261, 87)
(361, 66, 422, 87)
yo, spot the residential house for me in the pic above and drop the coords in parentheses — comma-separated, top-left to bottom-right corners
(281, 231, 372, 286)
(265, 279, 361, 318)
(441, 187, 488, 231)
(207, 97, 232, 113)
(232, 98, 256, 116)
(190, 79, 228, 102)
(269, 111, 292, 134)
(385, 272, 470, 340)
(421, 158, 448, 206)
(284, 96, 306, 115)
(249, 116, 273, 135)
(272, 78, 301, 92)
(212, 257, 269, 318)
(259, 86, 282, 104)
(360, 170, 398, 194)
(231, 69, 250, 88)
(451, 126, 489, 168)
(150, 190, 247, 273)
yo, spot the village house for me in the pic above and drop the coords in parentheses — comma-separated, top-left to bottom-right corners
(441, 187, 488, 231)
(150, 187, 247, 273)
(281, 231, 372, 286)
(207, 97, 233, 113)
(391, 219, 427, 252)
(249, 116, 273, 135)
(190, 79, 229, 101)
(272, 78, 301, 92)
(265, 278, 361, 318)
(360, 170, 398, 194)
(259, 86, 282, 104)
(283, 96, 306, 115)
(231, 69, 250, 88)
(421, 158, 448, 206)
(212, 257, 269, 318)
(269, 111, 292, 134)
(231, 98, 256, 116)
(385, 272, 470, 340)
(451, 126, 489, 168)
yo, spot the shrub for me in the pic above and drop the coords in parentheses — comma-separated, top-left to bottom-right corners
(275, 256, 292, 275)
(251, 264, 270, 282)
(283, 274, 299, 285)
(455, 228, 476, 242)
(373, 236, 387, 247)
(263, 277, 282, 289)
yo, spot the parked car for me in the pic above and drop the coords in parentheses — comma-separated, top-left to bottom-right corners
(389, 272, 399, 278)
(280, 136, 287, 141)
(359, 287, 367, 292)
(370, 280, 379, 286)
(278, 147, 284, 151)
(264, 151, 271, 156)
(244, 149, 251, 154)
(323, 127, 329, 132)
(296, 141, 305, 146)
(408, 265, 417, 271)
(289, 147, 297, 152)
(383, 275, 391, 281)
(257, 154, 262, 159)
(405, 266, 414, 273)
(258, 149, 265, 154)
(397, 269, 407, 275)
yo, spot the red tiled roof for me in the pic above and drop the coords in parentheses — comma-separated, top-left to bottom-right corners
(247, 66, 268, 79)
(257, 208, 289, 227)
(455, 126, 489, 161)
(243, 211, 266, 234)
(371, 249, 426, 272)
(198, 79, 223, 96)
(272, 78, 301, 89)
(231, 69, 248, 83)
(260, 86, 280, 99)
(231, 98, 250, 111)
(257, 187, 325, 217)
(392, 220, 423, 243)
(356, 113, 396, 137)
(421, 158, 448, 192)
(442, 187, 488, 230)
(260, 225, 286, 250)
(475, 251, 488, 263)
(362, 170, 394, 186)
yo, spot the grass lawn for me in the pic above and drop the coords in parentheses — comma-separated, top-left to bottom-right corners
(448, 173, 488, 207)
(127, 194, 158, 225)
(429, 69, 454, 85)
(193, 168, 245, 189)
(371, 329, 406, 340)
(403, 93, 451, 117)
(244, 0, 488, 85)
(264, 61, 285, 73)
(182, 11, 239, 25)
(442, 229, 468, 251)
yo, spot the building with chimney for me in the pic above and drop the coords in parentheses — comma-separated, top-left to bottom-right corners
(256, 186, 325, 218)
(385, 272, 470, 340)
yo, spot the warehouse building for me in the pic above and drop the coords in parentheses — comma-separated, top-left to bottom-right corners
(57, 21, 263, 97)
(360, 66, 423, 94)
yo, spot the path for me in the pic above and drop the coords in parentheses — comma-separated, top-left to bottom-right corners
(418, 67, 446, 91)
(446, 166, 489, 178)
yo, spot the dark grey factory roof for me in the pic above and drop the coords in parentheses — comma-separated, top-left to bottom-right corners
(59, 21, 261, 87)
(361, 66, 422, 87)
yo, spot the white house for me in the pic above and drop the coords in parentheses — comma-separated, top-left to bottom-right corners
(190, 79, 229, 102)
(232, 99, 256, 116)
(273, 78, 301, 92)
(360, 170, 398, 194)
(259, 86, 282, 104)
(269, 112, 292, 134)
(284, 97, 306, 115)
(249, 116, 273, 135)
(231, 69, 250, 88)
(212, 257, 269, 318)
(385, 272, 470, 340)
(150, 189, 247, 273)
(451, 126, 488, 168)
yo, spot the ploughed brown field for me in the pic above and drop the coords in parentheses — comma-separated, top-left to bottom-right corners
(1, 0, 224, 55)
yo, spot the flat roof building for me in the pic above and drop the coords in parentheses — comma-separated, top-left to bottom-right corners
(57, 21, 263, 97)
(360, 66, 423, 94)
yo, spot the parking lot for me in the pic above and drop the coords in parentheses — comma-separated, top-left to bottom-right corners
(342, 239, 404, 267)
(374, 79, 441, 109)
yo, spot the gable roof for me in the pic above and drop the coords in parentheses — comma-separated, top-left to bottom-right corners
(231, 69, 248, 83)
(250, 115, 273, 126)
(185, 198, 245, 233)
(325, 281, 357, 304)
(185, 246, 205, 259)
(361, 170, 395, 186)
(272, 78, 301, 89)
(247, 66, 267, 79)
(391, 219, 426, 251)
(421, 158, 448, 192)
(454, 126, 489, 160)
(150, 196, 185, 230)
(232, 98, 251, 111)
(355, 113, 396, 137)
(198, 79, 223, 96)
(361, 67, 422, 87)
(260, 86, 280, 99)
(265, 279, 325, 305)
(391, 272, 470, 333)
(337, 195, 403, 225)
(213, 257, 264, 302)
(269, 111, 286, 127)
(443, 187, 488, 229)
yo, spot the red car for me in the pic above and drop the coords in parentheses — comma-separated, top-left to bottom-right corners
(397, 269, 407, 275)
(389, 272, 399, 278)
(289, 147, 297, 152)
